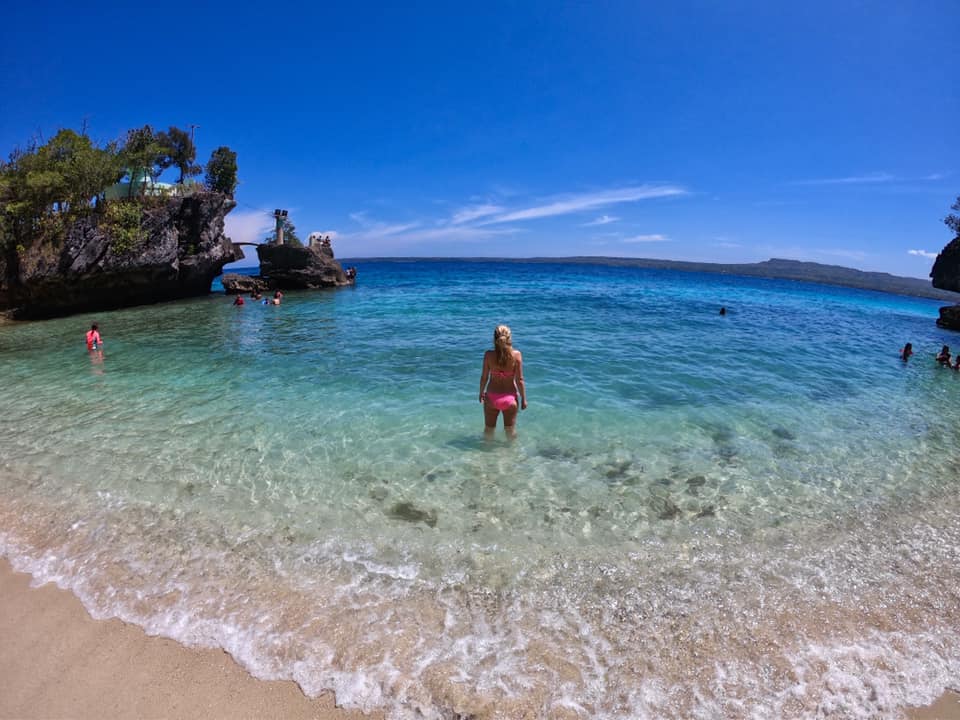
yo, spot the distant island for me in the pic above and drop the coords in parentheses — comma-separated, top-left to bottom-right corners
(350, 256, 960, 302)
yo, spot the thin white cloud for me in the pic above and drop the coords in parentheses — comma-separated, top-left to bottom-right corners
(339, 218, 520, 250)
(479, 184, 686, 224)
(921, 173, 947, 181)
(908, 249, 938, 259)
(450, 203, 505, 225)
(794, 172, 895, 186)
(224, 209, 274, 244)
(223, 209, 276, 264)
(349, 211, 419, 237)
(581, 214, 620, 226)
(622, 234, 670, 243)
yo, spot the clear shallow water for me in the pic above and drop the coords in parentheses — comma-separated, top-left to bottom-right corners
(2, 260, 960, 718)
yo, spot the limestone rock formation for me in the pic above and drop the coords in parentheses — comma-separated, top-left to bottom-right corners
(256, 242, 353, 289)
(220, 273, 270, 294)
(220, 242, 354, 294)
(931, 237, 960, 293)
(937, 305, 960, 331)
(0, 193, 243, 319)
(932, 238, 960, 330)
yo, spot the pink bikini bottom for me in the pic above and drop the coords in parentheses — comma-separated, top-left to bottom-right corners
(485, 392, 518, 411)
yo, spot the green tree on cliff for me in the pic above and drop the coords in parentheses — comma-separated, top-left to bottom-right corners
(157, 126, 201, 184)
(0, 130, 121, 248)
(204, 146, 238, 196)
(1, 123, 240, 257)
(265, 216, 302, 246)
(946, 196, 960, 240)
(119, 125, 165, 197)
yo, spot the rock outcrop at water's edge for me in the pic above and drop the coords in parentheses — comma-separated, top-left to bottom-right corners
(0, 193, 243, 320)
(931, 237, 960, 330)
(937, 305, 960, 331)
(221, 242, 354, 294)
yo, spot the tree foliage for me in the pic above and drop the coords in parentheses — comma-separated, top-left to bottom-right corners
(118, 125, 165, 196)
(0, 123, 239, 256)
(157, 126, 201, 183)
(946, 196, 960, 239)
(204, 146, 238, 195)
(265, 216, 302, 246)
(0, 130, 122, 248)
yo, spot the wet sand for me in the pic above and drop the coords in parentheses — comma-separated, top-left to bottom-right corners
(0, 557, 956, 719)
(0, 559, 380, 720)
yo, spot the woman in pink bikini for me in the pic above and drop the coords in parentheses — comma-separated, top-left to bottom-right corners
(478, 324, 527, 434)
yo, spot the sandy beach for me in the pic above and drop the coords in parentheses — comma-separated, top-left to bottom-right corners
(0, 559, 380, 720)
(0, 558, 955, 719)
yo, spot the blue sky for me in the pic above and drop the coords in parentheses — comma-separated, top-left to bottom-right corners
(1, 1, 956, 276)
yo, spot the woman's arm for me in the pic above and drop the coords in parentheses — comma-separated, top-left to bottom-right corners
(514, 352, 527, 409)
(479, 352, 490, 402)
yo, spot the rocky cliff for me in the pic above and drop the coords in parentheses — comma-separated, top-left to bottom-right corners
(221, 241, 354, 293)
(931, 237, 960, 294)
(257, 242, 352, 288)
(0, 193, 243, 319)
(931, 237, 960, 330)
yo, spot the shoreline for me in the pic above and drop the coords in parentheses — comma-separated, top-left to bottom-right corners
(0, 558, 381, 720)
(1, 559, 957, 719)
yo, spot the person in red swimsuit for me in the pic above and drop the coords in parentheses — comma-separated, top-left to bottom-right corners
(85, 323, 102, 350)
(478, 324, 527, 436)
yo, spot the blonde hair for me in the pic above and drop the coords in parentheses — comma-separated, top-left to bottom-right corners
(493, 324, 513, 367)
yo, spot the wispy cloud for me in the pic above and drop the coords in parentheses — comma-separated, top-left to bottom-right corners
(581, 214, 620, 226)
(450, 203, 504, 225)
(622, 234, 670, 243)
(349, 211, 420, 237)
(225, 209, 274, 244)
(908, 249, 938, 259)
(224, 209, 276, 264)
(478, 184, 686, 224)
(339, 182, 690, 255)
(921, 172, 948, 181)
(337, 216, 520, 252)
(794, 172, 895, 186)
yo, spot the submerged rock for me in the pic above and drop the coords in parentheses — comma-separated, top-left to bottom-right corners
(221, 273, 270, 294)
(387, 501, 438, 528)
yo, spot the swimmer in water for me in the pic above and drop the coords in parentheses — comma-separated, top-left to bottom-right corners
(478, 324, 527, 437)
(936, 345, 952, 366)
(85, 323, 102, 351)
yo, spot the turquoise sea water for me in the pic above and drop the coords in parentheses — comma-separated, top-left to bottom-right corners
(2, 260, 960, 718)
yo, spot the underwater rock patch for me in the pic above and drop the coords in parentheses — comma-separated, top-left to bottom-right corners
(387, 501, 438, 528)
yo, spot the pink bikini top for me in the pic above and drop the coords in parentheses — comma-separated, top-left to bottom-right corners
(491, 367, 515, 379)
